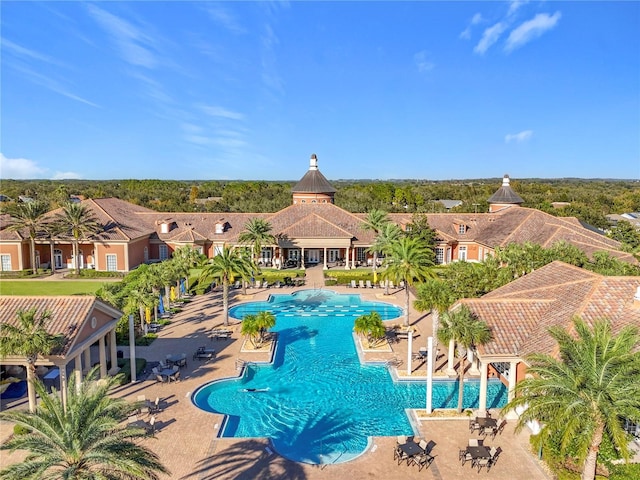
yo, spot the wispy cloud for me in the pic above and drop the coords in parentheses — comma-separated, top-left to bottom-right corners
(86, 4, 158, 68)
(460, 13, 483, 40)
(505, 130, 533, 143)
(414, 50, 435, 73)
(1, 38, 62, 66)
(474, 22, 507, 55)
(508, 0, 529, 17)
(203, 4, 246, 34)
(505, 12, 562, 52)
(0, 153, 48, 179)
(199, 105, 245, 121)
(260, 23, 284, 94)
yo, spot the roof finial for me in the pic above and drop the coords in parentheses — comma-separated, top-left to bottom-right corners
(502, 174, 510, 187)
(310, 154, 318, 171)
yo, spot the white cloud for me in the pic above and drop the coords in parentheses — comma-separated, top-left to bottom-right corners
(505, 130, 533, 143)
(505, 12, 562, 52)
(1, 38, 60, 65)
(508, 0, 529, 17)
(199, 105, 245, 121)
(0, 153, 48, 179)
(474, 22, 507, 54)
(203, 4, 246, 34)
(459, 13, 483, 40)
(52, 171, 82, 180)
(414, 51, 435, 72)
(86, 4, 158, 68)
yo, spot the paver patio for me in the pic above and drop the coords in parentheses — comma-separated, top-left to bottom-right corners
(0, 267, 551, 479)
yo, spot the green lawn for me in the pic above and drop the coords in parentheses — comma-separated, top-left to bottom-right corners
(0, 281, 108, 296)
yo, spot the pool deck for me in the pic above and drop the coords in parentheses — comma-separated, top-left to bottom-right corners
(0, 267, 551, 479)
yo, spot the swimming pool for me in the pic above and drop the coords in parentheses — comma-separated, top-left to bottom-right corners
(192, 290, 507, 464)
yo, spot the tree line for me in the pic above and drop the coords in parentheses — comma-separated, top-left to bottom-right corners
(2, 178, 639, 229)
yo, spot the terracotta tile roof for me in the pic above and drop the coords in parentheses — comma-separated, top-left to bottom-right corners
(279, 213, 354, 239)
(0, 296, 121, 356)
(462, 261, 640, 358)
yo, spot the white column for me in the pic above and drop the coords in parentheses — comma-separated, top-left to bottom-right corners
(83, 348, 91, 374)
(426, 336, 434, 414)
(406, 331, 413, 376)
(301, 247, 305, 270)
(508, 360, 518, 402)
(74, 356, 83, 393)
(128, 314, 137, 383)
(469, 349, 480, 375)
(351, 248, 356, 269)
(478, 359, 489, 415)
(108, 329, 119, 375)
(60, 365, 68, 412)
(446, 339, 456, 376)
(345, 247, 350, 270)
(98, 336, 107, 378)
(323, 247, 328, 270)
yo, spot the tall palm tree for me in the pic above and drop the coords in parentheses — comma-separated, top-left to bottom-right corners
(437, 305, 492, 412)
(362, 209, 389, 272)
(238, 217, 275, 265)
(54, 202, 101, 275)
(383, 236, 435, 326)
(172, 245, 202, 293)
(6, 201, 50, 274)
(503, 318, 640, 480)
(199, 245, 253, 326)
(414, 278, 456, 366)
(0, 308, 62, 412)
(0, 367, 169, 480)
(370, 222, 403, 293)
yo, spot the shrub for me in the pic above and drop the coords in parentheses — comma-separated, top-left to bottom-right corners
(610, 463, 640, 480)
(116, 357, 147, 384)
(135, 334, 157, 346)
(76, 270, 124, 279)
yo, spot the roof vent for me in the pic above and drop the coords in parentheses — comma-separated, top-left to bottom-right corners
(634, 286, 640, 302)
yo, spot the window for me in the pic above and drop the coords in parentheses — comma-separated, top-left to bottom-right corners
(356, 247, 366, 262)
(458, 224, 466, 234)
(458, 246, 467, 261)
(214, 245, 223, 256)
(435, 247, 444, 264)
(106, 254, 117, 271)
(159, 245, 168, 260)
(0, 254, 11, 271)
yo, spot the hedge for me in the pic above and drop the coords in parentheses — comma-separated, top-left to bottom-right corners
(116, 357, 147, 384)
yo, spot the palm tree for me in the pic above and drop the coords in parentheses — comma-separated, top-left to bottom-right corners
(172, 245, 202, 293)
(503, 318, 640, 480)
(241, 310, 276, 347)
(383, 236, 435, 326)
(0, 367, 169, 480)
(414, 278, 456, 365)
(354, 311, 386, 348)
(6, 201, 50, 274)
(0, 308, 62, 412)
(437, 305, 492, 412)
(362, 209, 389, 273)
(238, 218, 275, 265)
(54, 202, 101, 275)
(199, 245, 253, 326)
(370, 222, 404, 293)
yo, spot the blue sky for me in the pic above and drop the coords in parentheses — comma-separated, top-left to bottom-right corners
(1, 1, 638, 181)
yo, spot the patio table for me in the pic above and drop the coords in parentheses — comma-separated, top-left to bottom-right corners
(476, 417, 498, 428)
(166, 353, 186, 366)
(399, 441, 423, 458)
(466, 445, 491, 461)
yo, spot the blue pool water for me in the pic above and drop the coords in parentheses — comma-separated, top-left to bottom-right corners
(192, 290, 507, 464)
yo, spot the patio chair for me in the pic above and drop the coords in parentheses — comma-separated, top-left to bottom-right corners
(469, 418, 481, 433)
(146, 416, 156, 436)
(396, 435, 407, 445)
(149, 397, 161, 414)
(410, 451, 435, 471)
(169, 370, 180, 382)
(395, 446, 410, 465)
(490, 446, 503, 466)
(476, 457, 491, 472)
(468, 438, 481, 447)
(158, 360, 169, 370)
(155, 374, 167, 385)
(496, 419, 508, 436)
(350, 280, 357, 288)
(359, 280, 365, 288)
(459, 448, 473, 466)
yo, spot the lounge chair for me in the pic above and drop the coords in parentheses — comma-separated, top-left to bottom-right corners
(146, 416, 156, 436)
(380, 280, 386, 289)
(365, 280, 373, 289)
(262, 280, 269, 288)
(400, 280, 406, 289)
(149, 397, 161, 414)
(359, 280, 365, 288)
(234, 281, 241, 289)
(350, 280, 357, 288)
(275, 281, 282, 288)
(389, 281, 395, 289)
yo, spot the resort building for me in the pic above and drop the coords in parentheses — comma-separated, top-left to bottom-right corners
(0, 155, 633, 273)
(453, 260, 640, 426)
(0, 296, 123, 408)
